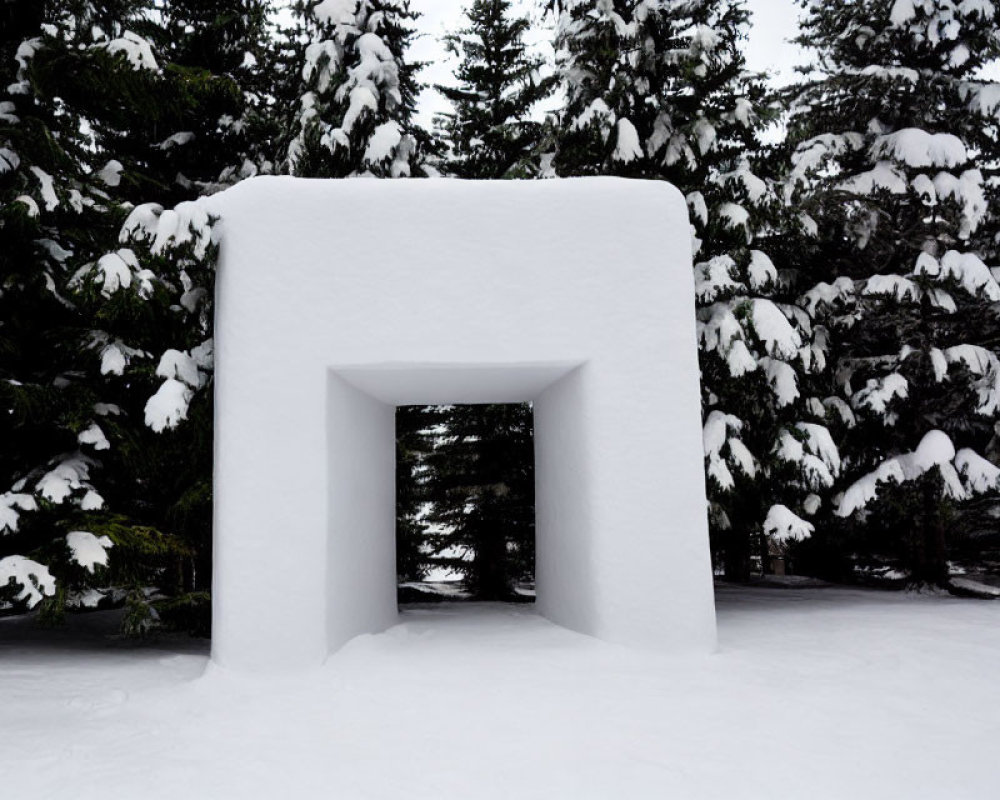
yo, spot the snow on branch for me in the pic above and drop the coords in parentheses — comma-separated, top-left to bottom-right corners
(750, 299, 802, 360)
(612, 119, 643, 163)
(89, 334, 150, 376)
(850, 249, 998, 322)
(65, 531, 113, 573)
(77, 423, 110, 451)
(835, 430, 998, 517)
(0, 492, 38, 534)
(942, 344, 1000, 415)
(313, 0, 359, 27)
(870, 129, 967, 169)
(960, 81, 1000, 119)
(823, 396, 857, 427)
(862, 274, 921, 303)
(852, 372, 908, 417)
(914, 250, 1000, 301)
(90, 248, 153, 298)
(144, 340, 213, 433)
(955, 448, 1000, 493)
(120, 197, 221, 261)
(35, 453, 104, 510)
(571, 98, 615, 134)
(0, 555, 56, 610)
(800, 277, 855, 316)
(747, 250, 778, 291)
(774, 422, 841, 490)
(694, 256, 743, 303)
(713, 163, 769, 205)
(717, 202, 751, 240)
(764, 504, 815, 544)
(703, 411, 756, 491)
(97, 31, 159, 72)
(788, 132, 864, 186)
(932, 170, 987, 236)
(838, 161, 908, 195)
(759, 357, 800, 406)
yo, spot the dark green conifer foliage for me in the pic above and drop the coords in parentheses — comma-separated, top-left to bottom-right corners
(396, 405, 432, 584)
(780, 0, 1000, 588)
(77, 1, 279, 631)
(284, 0, 429, 178)
(408, 404, 534, 601)
(1, 0, 183, 620)
(435, 0, 554, 178)
(551, 1, 840, 582)
(1, 0, 279, 630)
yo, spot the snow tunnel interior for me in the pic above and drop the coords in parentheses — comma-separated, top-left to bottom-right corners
(325, 363, 593, 654)
(395, 403, 536, 606)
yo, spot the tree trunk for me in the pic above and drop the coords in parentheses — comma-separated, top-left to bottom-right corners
(469, 522, 512, 600)
(723, 528, 752, 583)
(911, 482, 949, 587)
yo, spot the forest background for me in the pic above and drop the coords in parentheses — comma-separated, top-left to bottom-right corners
(2, 0, 1000, 635)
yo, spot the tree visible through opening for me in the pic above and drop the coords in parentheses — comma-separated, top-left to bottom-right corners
(396, 404, 535, 604)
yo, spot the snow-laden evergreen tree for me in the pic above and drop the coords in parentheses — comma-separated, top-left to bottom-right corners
(1, 0, 185, 622)
(781, 0, 1000, 588)
(551, 0, 840, 579)
(284, 0, 427, 177)
(75, 0, 283, 631)
(1, 0, 277, 630)
(396, 405, 432, 585)
(400, 404, 534, 600)
(151, 0, 280, 194)
(434, 0, 554, 178)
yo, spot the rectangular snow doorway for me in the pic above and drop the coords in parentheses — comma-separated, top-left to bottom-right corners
(396, 404, 536, 606)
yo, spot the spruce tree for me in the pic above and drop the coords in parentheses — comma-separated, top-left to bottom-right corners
(80, 1, 283, 629)
(0, 0, 190, 622)
(411, 404, 535, 600)
(435, 0, 554, 178)
(551, 0, 840, 579)
(284, 0, 427, 177)
(781, 0, 1000, 588)
(152, 0, 279, 193)
(396, 405, 432, 584)
(1, 0, 278, 629)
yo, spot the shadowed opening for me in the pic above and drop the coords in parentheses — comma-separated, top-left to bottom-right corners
(396, 403, 535, 605)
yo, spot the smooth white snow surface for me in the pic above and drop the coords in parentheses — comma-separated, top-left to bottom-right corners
(213, 177, 712, 670)
(2, 587, 999, 799)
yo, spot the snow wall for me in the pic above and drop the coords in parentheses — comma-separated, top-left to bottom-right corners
(213, 176, 716, 671)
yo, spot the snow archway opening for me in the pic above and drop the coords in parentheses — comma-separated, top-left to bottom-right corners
(328, 363, 585, 650)
(395, 401, 536, 603)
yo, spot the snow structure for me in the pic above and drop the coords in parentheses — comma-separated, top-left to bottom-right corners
(212, 176, 714, 671)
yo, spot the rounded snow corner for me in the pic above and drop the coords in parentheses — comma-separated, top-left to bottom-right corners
(215, 174, 295, 210)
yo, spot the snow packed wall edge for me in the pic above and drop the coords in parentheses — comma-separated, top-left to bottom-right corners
(212, 176, 716, 671)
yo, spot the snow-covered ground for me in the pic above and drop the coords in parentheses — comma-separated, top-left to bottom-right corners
(2, 585, 998, 799)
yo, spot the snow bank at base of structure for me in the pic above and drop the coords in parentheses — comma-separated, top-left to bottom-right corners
(1, 589, 999, 799)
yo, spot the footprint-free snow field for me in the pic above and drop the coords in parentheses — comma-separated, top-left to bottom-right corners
(2, 586, 998, 799)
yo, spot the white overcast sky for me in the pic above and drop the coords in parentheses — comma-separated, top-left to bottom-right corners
(410, 0, 808, 126)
